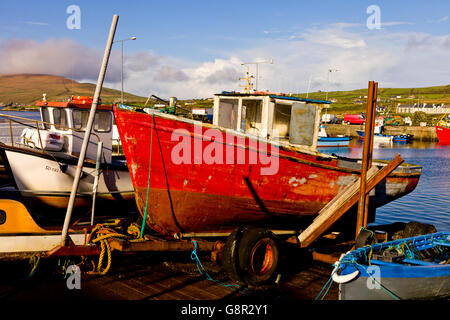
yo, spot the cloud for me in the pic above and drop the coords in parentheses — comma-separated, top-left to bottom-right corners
(427, 16, 449, 24)
(381, 21, 414, 27)
(26, 21, 49, 26)
(0, 38, 122, 82)
(153, 66, 189, 82)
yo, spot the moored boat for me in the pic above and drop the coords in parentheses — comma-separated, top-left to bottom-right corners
(0, 96, 135, 223)
(332, 231, 450, 300)
(114, 91, 422, 236)
(317, 125, 351, 147)
(435, 111, 450, 144)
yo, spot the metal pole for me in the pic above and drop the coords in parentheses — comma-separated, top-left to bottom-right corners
(61, 14, 119, 245)
(121, 40, 124, 104)
(91, 141, 103, 226)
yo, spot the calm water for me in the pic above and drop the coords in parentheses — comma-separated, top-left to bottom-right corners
(320, 140, 450, 231)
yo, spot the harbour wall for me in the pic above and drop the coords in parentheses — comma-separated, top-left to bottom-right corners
(325, 124, 438, 142)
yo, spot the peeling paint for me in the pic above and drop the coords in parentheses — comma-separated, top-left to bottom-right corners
(308, 174, 318, 179)
(183, 179, 188, 186)
(336, 175, 357, 193)
(289, 177, 307, 187)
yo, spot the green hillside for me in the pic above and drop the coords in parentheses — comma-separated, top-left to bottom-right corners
(0, 74, 147, 107)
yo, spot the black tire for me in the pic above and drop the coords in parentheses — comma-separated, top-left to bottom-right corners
(222, 227, 245, 283)
(237, 227, 279, 286)
(355, 229, 376, 249)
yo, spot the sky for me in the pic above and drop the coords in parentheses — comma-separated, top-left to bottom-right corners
(1, 0, 450, 99)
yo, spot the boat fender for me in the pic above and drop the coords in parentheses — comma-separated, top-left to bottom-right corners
(331, 253, 360, 284)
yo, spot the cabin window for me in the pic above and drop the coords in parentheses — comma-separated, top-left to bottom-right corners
(242, 99, 263, 135)
(94, 111, 111, 132)
(52, 108, 68, 130)
(272, 103, 291, 139)
(217, 99, 239, 130)
(41, 107, 51, 130)
(72, 109, 112, 132)
(72, 110, 89, 131)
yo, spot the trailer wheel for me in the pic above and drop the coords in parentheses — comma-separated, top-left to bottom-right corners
(222, 227, 245, 283)
(222, 227, 279, 286)
(238, 227, 279, 286)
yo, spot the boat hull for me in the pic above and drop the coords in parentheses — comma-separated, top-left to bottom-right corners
(356, 130, 393, 143)
(0, 144, 135, 222)
(114, 107, 421, 236)
(436, 125, 450, 144)
(336, 232, 450, 300)
(317, 137, 350, 147)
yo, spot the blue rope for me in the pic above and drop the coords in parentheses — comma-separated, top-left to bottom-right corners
(315, 266, 337, 300)
(140, 113, 154, 238)
(190, 240, 248, 293)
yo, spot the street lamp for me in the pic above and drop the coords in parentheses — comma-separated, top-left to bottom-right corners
(325, 68, 338, 101)
(114, 36, 136, 103)
(241, 59, 274, 91)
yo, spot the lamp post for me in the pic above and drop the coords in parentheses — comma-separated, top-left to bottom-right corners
(114, 36, 136, 103)
(325, 68, 338, 101)
(241, 59, 274, 91)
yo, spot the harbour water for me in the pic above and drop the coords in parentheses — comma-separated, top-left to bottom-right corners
(320, 140, 450, 231)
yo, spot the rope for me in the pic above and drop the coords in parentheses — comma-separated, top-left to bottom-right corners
(190, 240, 247, 293)
(141, 113, 154, 238)
(334, 251, 402, 300)
(86, 224, 133, 275)
(315, 267, 338, 300)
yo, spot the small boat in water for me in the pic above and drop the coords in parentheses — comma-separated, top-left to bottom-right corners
(392, 134, 413, 143)
(332, 231, 450, 300)
(0, 96, 135, 223)
(114, 91, 422, 236)
(435, 112, 450, 144)
(317, 125, 351, 147)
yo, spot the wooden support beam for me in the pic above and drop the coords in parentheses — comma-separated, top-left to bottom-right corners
(298, 154, 403, 248)
(356, 81, 378, 237)
(109, 238, 216, 252)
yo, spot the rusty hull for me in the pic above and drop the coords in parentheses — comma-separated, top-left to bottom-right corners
(113, 106, 422, 236)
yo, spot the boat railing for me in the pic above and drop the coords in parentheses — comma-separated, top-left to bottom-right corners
(0, 112, 101, 155)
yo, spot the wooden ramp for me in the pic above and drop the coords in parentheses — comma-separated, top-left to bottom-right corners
(298, 154, 404, 248)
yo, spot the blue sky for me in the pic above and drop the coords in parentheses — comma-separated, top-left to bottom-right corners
(1, 0, 450, 98)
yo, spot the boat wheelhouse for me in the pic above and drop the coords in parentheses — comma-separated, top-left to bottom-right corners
(212, 91, 330, 150)
(0, 96, 135, 224)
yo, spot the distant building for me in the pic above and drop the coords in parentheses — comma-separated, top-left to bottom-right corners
(396, 103, 450, 114)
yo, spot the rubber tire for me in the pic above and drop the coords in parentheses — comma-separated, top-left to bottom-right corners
(355, 229, 376, 249)
(237, 227, 279, 286)
(222, 227, 246, 283)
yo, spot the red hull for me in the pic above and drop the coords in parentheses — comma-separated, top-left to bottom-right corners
(436, 125, 450, 144)
(114, 107, 421, 235)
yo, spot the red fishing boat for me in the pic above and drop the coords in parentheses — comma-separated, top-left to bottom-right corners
(113, 92, 422, 236)
(436, 125, 450, 144)
(435, 111, 450, 144)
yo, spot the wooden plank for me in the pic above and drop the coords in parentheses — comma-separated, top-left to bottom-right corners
(298, 154, 404, 248)
(356, 81, 378, 236)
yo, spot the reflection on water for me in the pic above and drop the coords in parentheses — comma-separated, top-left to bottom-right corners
(320, 139, 450, 231)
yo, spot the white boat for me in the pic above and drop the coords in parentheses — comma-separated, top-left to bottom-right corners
(0, 95, 135, 223)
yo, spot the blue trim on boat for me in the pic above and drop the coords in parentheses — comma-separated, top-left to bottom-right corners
(337, 232, 450, 279)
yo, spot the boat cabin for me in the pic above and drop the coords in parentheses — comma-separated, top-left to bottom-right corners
(212, 91, 331, 150)
(28, 96, 114, 163)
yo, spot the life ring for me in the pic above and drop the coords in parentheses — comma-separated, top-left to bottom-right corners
(331, 254, 360, 284)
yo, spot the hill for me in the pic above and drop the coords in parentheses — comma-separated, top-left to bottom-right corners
(0, 74, 147, 106)
(296, 85, 450, 114)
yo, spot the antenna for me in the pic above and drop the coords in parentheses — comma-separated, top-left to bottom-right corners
(239, 66, 254, 93)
